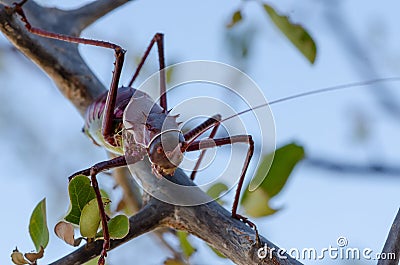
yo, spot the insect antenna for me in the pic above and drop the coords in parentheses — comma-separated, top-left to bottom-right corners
(187, 76, 400, 145)
(223, 77, 400, 125)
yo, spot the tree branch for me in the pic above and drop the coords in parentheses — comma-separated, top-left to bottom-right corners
(305, 156, 400, 176)
(69, 0, 131, 33)
(112, 167, 142, 213)
(0, 1, 116, 115)
(49, 200, 173, 265)
(378, 209, 400, 265)
(51, 164, 302, 265)
(0, 2, 302, 265)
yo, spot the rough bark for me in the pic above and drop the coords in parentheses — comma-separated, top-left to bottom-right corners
(378, 209, 400, 265)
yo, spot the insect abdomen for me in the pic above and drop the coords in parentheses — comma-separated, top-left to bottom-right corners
(83, 87, 135, 155)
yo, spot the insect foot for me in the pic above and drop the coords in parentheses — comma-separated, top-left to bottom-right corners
(232, 213, 261, 247)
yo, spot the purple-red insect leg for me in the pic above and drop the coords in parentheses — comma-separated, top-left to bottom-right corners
(128, 33, 167, 111)
(68, 156, 127, 264)
(185, 135, 260, 244)
(11, 3, 128, 263)
(183, 114, 222, 180)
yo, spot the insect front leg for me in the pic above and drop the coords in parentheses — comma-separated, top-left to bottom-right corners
(68, 156, 127, 264)
(11, 0, 126, 146)
(185, 135, 260, 245)
(183, 114, 222, 180)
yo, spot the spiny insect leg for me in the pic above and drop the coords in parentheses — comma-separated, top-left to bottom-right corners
(183, 114, 222, 180)
(185, 135, 260, 244)
(68, 156, 127, 265)
(11, 0, 126, 147)
(128, 33, 167, 111)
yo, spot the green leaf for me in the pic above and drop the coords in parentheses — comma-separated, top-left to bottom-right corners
(100, 189, 111, 214)
(29, 198, 49, 251)
(99, 189, 109, 199)
(164, 258, 186, 265)
(241, 189, 278, 217)
(83, 257, 100, 265)
(241, 143, 304, 217)
(79, 198, 110, 239)
(246, 143, 305, 198)
(248, 150, 274, 192)
(262, 143, 305, 198)
(263, 4, 317, 63)
(177, 231, 196, 258)
(108, 215, 129, 239)
(227, 10, 243, 28)
(65, 175, 96, 225)
(206, 182, 228, 204)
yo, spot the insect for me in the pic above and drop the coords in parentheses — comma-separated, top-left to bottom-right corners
(9, 1, 400, 264)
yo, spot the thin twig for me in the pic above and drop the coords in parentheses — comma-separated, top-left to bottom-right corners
(152, 229, 186, 261)
(305, 157, 400, 176)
